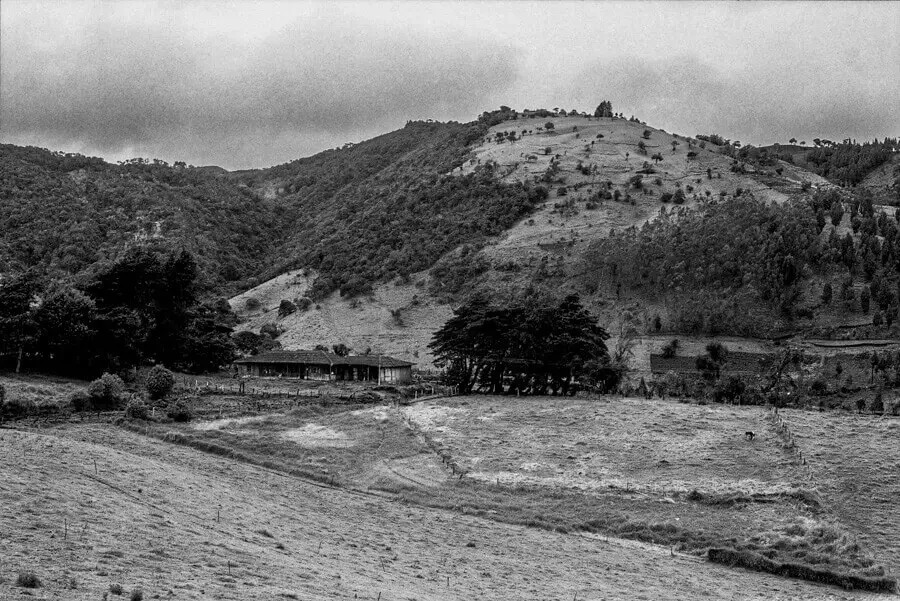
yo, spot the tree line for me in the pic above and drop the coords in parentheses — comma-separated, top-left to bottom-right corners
(0, 245, 236, 378)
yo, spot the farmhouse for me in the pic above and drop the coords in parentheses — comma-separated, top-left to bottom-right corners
(234, 350, 413, 383)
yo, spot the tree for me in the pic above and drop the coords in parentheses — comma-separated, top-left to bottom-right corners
(861, 286, 871, 313)
(0, 270, 43, 373)
(642, 130, 651, 140)
(651, 153, 663, 164)
(789, 138, 797, 145)
(146, 365, 175, 400)
(332, 343, 351, 357)
(672, 189, 686, 205)
(594, 101, 613, 118)
(821, 282, 833, 305)
(545, 122, 555, 130)
(429, 294, 609, 395)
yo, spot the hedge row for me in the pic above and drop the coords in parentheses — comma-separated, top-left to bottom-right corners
(707, 547, 896, 593)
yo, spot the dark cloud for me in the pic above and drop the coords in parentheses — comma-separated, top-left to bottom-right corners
(0, 8, 519, 169)
(569, 54, 899, 146)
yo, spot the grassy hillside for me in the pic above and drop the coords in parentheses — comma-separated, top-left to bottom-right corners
(3, 420, 876, 600)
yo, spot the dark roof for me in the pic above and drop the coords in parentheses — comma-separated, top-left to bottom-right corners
(234, 350, 414, 367)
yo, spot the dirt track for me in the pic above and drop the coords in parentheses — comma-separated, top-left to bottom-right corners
(0, 424, 882, 600)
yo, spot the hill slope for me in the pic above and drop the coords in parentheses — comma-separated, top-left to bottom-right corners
(0, 423, 882, 600)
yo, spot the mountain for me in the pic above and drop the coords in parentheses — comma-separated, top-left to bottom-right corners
(3, 108, 899, 368)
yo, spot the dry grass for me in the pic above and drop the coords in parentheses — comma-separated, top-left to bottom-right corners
(4, 425, 878, 600)
(781, 408, 900, 577)
(142, 394, 888, 584)
(1, 373, 86, 408)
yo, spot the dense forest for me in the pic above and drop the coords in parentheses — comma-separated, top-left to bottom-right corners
(771, 138, 898, 190)
(0, 144, 285, 291)
(0, 245, 236, 377)
(586, 188, 900, 336)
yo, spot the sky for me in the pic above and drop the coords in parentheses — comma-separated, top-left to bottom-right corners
(2, 1, 898, 170)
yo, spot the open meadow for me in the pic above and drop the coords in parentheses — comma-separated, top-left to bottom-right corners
(781, 409, 900, 576)
(4, 422, 886, 601)
(2, 382, 898, 598)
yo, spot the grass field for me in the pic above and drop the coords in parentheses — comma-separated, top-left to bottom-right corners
(781, 408, 900, 577)
(0, 422, 888, 600)
(130, 393, 891, 586)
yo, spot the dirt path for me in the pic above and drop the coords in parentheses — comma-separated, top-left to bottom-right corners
(0, 425, 882, 600)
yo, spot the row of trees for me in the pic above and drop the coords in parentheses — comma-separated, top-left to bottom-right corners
(429, 294, 619, 395)
(0, 245, 237, 377)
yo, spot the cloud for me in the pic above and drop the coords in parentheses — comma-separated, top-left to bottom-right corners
(0, 5, 520, 168)
(568, 54, 900, 146)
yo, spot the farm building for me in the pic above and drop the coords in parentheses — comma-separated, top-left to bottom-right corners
(234, 350, 413, 383)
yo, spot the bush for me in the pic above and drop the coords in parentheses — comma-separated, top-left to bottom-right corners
(131, 588, 144, 601)
(278, 299, 297, 318)
(16, 572, 41, 588)
(110, 583, 124, 595)
(69, 390, 91, 412)
(296, 297, 312, 312)
(713, 375, 746, 404)
(167, 402, 193, 422)
(146, 365, 175, 400)
(245, 297, 261, 311)
(661, 339, 679, 358)
(87, 373, 125, 410)
(260, 322, 283, 339)
(125, 399, 150, 420)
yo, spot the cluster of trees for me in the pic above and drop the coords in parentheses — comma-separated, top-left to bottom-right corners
(429, 294, 618, 395)
(295, 162, 548, 300)
(594, 101, 614, 118)
(801, 138, 897, 187)
(0, 246, 237, 377)
(590, 196, 820, 304)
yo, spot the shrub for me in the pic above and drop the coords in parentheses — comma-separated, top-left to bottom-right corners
(660, 192, 673, 203)
(87, 373, 125, 410)
(278, 299, 297, 318)
(16, 572, 41, 588)
(713, 375, 746, 404)
(125, 399, 150, 420)
(642, 130, 651, 139)
(110, 583, 124, 595)
(70, 390, 91, 412)
(661, 339, 679, 358)
(244, 297, 261, 311)
(166, 402, 193, 423)
(260, 322, 283, 339)
(544, 121, 555, 130)
(808, 379, 828, 396)
(146, 365, 175, 400)
(131, 589, 144, 601)
(295, 297, 312, 312)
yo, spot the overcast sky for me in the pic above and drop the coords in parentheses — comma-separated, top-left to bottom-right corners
(2, 1, 898, 170)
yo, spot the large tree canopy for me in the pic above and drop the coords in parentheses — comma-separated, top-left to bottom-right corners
(0, 245, 236, 376)
(429, 294, 611, 395)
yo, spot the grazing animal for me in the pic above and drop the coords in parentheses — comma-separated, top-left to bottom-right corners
(745, 431, 755, 441)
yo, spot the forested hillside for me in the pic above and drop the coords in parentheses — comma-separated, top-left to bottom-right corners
(0, 144, 285, 291)
(236, 117, 547, 299)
